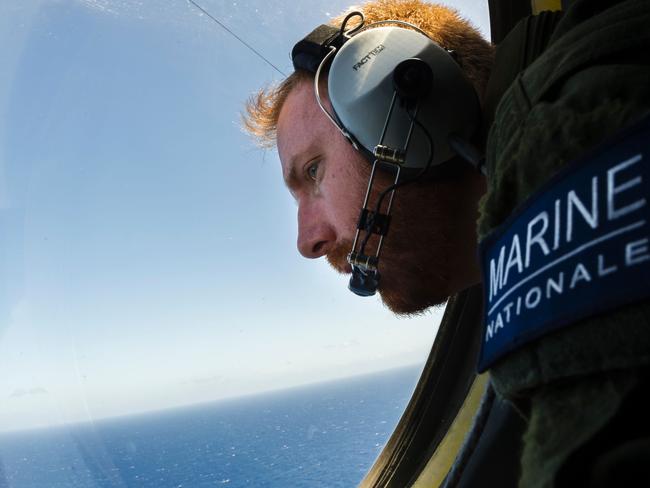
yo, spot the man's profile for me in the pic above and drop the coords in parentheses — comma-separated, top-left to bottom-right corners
(245, 1, 493, 314)
(243, 0, 650, 486)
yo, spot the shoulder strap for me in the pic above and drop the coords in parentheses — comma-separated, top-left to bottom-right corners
(482, 10, 564, 132)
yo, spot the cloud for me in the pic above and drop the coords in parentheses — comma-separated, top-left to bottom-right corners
(324, 339, 360, 349)
(180, 375, 225, 386)
(9, 387, 49, 398)
(76, 0, 118, 16)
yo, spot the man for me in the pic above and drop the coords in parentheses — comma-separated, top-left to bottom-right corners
(245, 2, 494, 314)
(244, 0, 650, 486)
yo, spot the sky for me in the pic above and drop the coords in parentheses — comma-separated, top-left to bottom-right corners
(0, 0, 490, 431)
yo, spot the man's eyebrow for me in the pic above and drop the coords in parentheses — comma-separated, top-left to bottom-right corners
(283, 160, 300, 191)
(283, 149, 315, 191)
(282, 143, 321, 191)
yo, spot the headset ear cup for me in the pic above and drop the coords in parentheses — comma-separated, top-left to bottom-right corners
(393, 58, 433, 101)
(328, 26, 480, 170)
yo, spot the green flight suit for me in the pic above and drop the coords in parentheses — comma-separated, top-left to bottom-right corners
(478, 0, 650, 486)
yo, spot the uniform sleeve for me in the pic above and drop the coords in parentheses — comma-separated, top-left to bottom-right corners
(479, 0, 650, 240)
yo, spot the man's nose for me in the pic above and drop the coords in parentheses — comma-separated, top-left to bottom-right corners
(297, 203, 336, 259)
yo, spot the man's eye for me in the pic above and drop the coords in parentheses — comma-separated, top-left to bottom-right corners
(307, 161, 320, 181)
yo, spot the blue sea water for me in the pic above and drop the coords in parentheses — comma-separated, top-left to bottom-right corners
(0, 366, 421, 488)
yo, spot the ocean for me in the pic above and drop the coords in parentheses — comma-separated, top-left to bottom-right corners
(0, 366, 421, 488)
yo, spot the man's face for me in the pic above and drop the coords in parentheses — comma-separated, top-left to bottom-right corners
(277, 79, 484, 314)
(276, 79, 364, 273)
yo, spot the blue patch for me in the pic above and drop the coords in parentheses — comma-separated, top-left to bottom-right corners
(478, 117, 650, 372)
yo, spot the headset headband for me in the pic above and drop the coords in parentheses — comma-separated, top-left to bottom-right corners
(291, 12, 367, 73)
(291, 24, 344, 73)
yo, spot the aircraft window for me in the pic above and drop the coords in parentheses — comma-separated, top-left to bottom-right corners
(0, 1, 489, 486)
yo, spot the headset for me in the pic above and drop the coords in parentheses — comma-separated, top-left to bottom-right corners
(291, 12, 484, 297)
